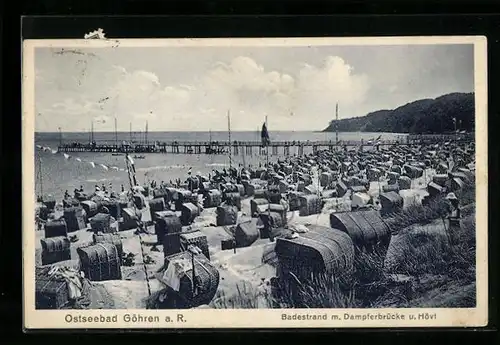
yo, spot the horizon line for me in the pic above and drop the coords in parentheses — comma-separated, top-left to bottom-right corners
(36, 129, 322, 133)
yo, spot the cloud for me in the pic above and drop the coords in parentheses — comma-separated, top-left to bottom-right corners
(36, 53, 370, 131)
(289, 56, 370, 129)
(195, 55, 369, 130)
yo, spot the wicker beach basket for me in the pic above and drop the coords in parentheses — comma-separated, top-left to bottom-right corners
(81, 200, 99, 218)
(44, 219, 68, 238)
(156, 214, 182, 245)
(149, 198, 166, 221)
(90, 213, 113, 234)
(250, 198, 268, 217)
(330, 210, 392, 256)
(180, 202, 200, 226)
(203, 189, 222, 209)
(298, 194, 322, 217)
(100, 199, 121, 220)
(275, 225, 355, 282)
(216, 205, 238, 226)
(93, 233, 123, 258)
(35, 267, 69, 309)
(223, 192, 242, 211)
(161, 250, 220, 308)
(63, 206, 87, 232)
(40, 236, 71, 266)
(180, 230, 210, 260)
(77, 243, 122, 281)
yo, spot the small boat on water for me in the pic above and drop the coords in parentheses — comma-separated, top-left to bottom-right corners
(112, 153, 123, 156)
(133, 155, 146, 159)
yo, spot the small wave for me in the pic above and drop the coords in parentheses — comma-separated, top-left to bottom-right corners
(205, 163, 229, 167)
(136, 165, 189, 172)
(136, 165, 168, 172)
(86, 178, 109, 183)
(136, 164, 188, 172)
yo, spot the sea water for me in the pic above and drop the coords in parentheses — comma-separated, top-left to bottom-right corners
(34, 131, 407, 201)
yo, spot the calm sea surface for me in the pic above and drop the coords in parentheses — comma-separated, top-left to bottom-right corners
(34, 131, 407, 201)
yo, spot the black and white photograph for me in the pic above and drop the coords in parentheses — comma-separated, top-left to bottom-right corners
(23, 36, 488, 328)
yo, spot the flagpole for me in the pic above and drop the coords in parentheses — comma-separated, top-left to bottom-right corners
(38, 157, 43, 198)
(335, 102, 339, 152)
(114, 117, 118, 151)
(242, 138, 246, 170)
(125, 154, 134, 190)
(264, 116, 271, 221)
(265, 115, 269, 169)
(228, 110, 232, 173)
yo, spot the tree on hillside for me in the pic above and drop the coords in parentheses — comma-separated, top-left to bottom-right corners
(323, 93, 475, 134)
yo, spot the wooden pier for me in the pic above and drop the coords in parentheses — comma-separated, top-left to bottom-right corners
(57, 134, 473, 155)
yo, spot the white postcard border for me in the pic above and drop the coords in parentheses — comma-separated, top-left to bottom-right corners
(22, 35, 488, 329)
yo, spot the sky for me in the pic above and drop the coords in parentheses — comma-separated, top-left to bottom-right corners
(34, 43, 474, 132)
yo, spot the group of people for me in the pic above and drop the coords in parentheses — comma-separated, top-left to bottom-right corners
(63, 183, 128, 201)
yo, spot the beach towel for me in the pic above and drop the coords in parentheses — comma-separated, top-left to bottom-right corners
(161, 257, 194, 292)
(48, 266, 84, 300)
(288, 223, 309, 234)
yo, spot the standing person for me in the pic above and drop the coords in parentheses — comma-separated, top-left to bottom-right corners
(445, 192, 461, 219)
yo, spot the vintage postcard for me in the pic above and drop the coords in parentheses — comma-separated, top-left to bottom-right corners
(23, 36, 488, 329)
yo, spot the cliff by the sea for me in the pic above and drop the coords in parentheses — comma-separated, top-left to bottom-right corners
(323, 92, 475, 134)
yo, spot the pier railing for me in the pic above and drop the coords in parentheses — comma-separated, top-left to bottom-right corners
(56, 135, 474, 155)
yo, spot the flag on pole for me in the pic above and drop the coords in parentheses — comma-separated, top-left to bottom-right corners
(126, 154, 137, 186)
(447, 154, 455, 173)
(261, 122, 270, 147)
(127, 155, 136, 175)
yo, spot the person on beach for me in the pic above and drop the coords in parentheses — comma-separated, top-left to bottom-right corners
(121, 184, 125, 192)
(79, 185, 84, 192)
(445, 192, 461, 219)
(64, 190, 70, 199)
